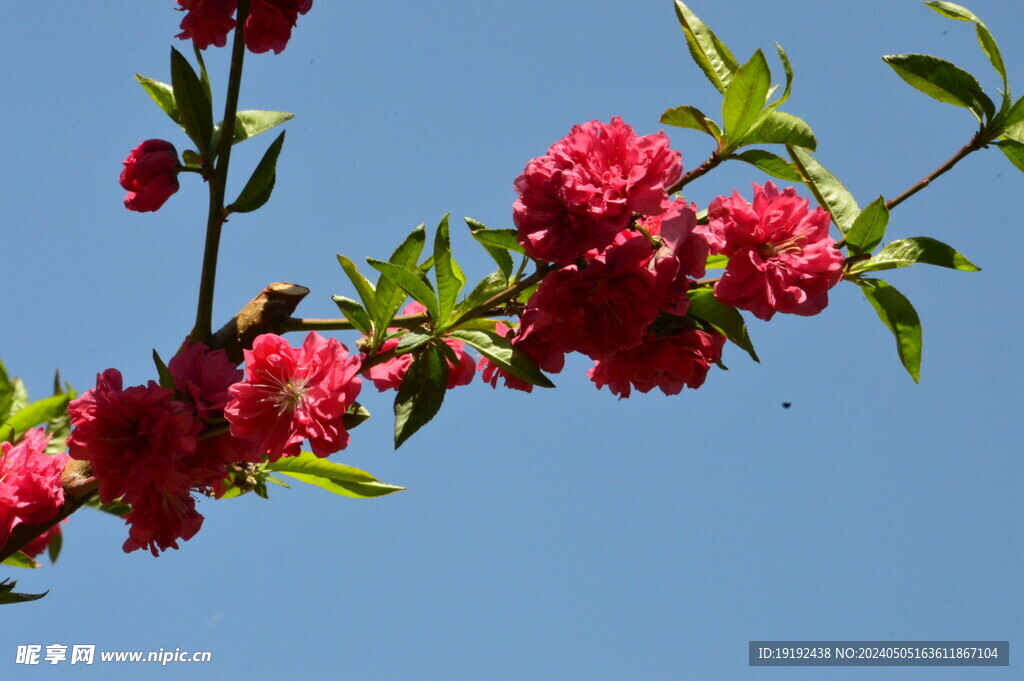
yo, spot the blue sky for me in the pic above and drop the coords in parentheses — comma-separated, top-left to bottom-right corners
(1, 1, 1021, 679)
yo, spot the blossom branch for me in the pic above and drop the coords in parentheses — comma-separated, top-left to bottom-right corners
(886, 131, 985, 211)
(211, 282, 310, 363)
(282, 313, 431, 333)
(665, 150, 725, 194)
(190, 0, 252, 344)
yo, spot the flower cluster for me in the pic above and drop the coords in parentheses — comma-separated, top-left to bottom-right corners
(67, 332, 360, 555)
(486, 121, 845, 397)
(0, 429, 69, 556)
(176, 0, 313, 54)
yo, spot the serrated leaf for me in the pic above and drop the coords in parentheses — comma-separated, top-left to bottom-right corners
(368, 259, 439, 320)
(996, 139, 1024, 172)
(395, 332, 433, 355)
(686, 288, 759, 362)
(465, 218, 514, 278)
(135, 74, 180, 124)
(1000, 97, 1024, 131)
(152, 349, 175, 390)
(857, 279, 922, 382)
(370, 226, 428, 349)
(470, 227, 526, 255)
(193, 44, 213, 109)
(673, 1, 739, 94)
(169, 47, 213, 153)
(228, 131, 285, 213)
(660, 105, 721, 139)
(850, 237, 980, 273)
(9, 379, 28, 416)
(342, 402, 371, 431)
(4, 394, 70, 442)
(453, 272, 509, 320)
(2, 552, 41, 569)
(433, 214, 465, 325)
(266, 451, 403, 498)
(1002, 121, 1024, 144)
(83, 496, 132, 518)
(448, 329, 555, 388)
(331, 296, 372, 336)
(0, 579, 47, 605)
(845, 196, 889, 255)
(47, 530, 62, 565)
(393, 346, 449, 448)
(214, 110, 295, 149)
(788, 147, 859, 234)
(0, 360, 14, 424)
(741, 111, 816, 150)
(723, 50, 771, 142)
(732, 149, 801, 182)
(924, 2, 1008, 95)
(883, 53, 994, 121)
(773, 42, 794, 108)
(336, 255, 377, 317)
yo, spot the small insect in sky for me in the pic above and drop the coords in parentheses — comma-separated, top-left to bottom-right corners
(781, 402, 792, 409)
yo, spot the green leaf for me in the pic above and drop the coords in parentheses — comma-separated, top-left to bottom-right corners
(152, 349, 176, 390)
(0, 579, 47, 605)
(214, 110, 295, 148)
(193, 44, 213, 109)
(844, 196, 889, 255)
(999, 97, 1024, 132)
(996, 139, 1024, 172)
(469, 227, 526, 256)
(732, 149, 801, 182)
(673, 0, 739, 94)
(83, 496, 132, 518)
(47, 530, 62, 565)
(266, 451, 404, 499)
(2, 552, 41, 569)
(453, 271, 509, 319)
(135, 74, 180, 124)
(395, 332, 433, 355)
(9, 379, 28, 415)
(169, 47, 213, 153)
(883, 54, 994, 121)
(660, 105, 721, 139)
(228, 130, 285, 213)
(849, 237, 980, 273)
(1002, 121, 1024, 144)
(368, 259, 440, 320)
(393, 346, 449, 448)
(331, 296, 372, 336)
(741, 111, 817, 150)
(465, 218, 514, 278)
(4, 394, 71, 442)
(0, 360, 14, 424)
(686, 288, 759, 362)
(372, 225, 427, 347)
(705, 253, 728, 270)
(773, 42, 794, 108)
(924, 2, 1008, 95)
(336, 255, 377, 317)
(722, 50, 771, 142)
(787, 147, 859, 234)
(448, 329, 555, 388)
(856, 279, 922, 382)
(342, 402, 371, 431)
(433, 214, 465, 325)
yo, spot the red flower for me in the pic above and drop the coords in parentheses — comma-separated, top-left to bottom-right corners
(224, 332, 362, 461)
(365, 303, 476, 392)
(121, 490, 203, 557)
(513, 117, 682, 264)
(176, 0, 237, 50)
(169, 342, 243, 420)
(477, 317, 566, 393)
(527, 236, 677, 357)
(119, 140, 180, 213)
(0, 429, 69, 545)
(68, 370, 199, 502)
(246, 0, 313, 54)
(704, 182, 844, 321)
(588, 329, 725, 398)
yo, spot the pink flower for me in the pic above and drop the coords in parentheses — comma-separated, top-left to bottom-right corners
(588, 329, 725, 398)
(513, 117, 682, 264)
(169, 342, 244, 420)
(365, 303, 475, 392)
(119, 140, 180, 213)
(527, 236, 677, 357)
(224, 332, 362, 461)
(121, 491, 203, 557)
(0, 429, 69, 545)
(176, 0, 237, 49)
(704, 182, 845, 321)
(245, 0, 313, 54)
